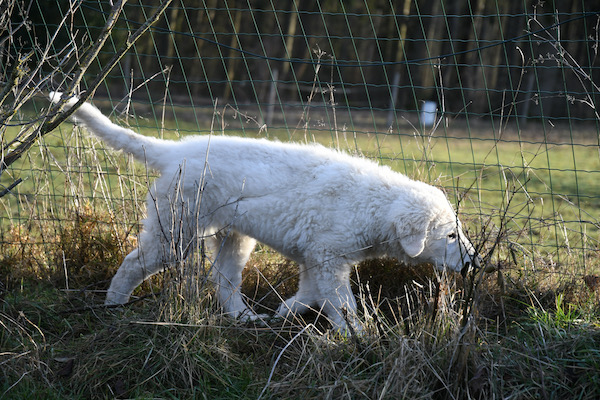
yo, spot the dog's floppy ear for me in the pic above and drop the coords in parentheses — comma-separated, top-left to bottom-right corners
(391, 202, 432, 258)
(399, 231, 427, 258)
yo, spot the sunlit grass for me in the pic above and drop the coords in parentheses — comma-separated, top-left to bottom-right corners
(2, 107, 600, 398)
(2, 110, 599, 276)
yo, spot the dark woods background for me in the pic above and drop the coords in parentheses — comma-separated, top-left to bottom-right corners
(6, 0, 600, 123)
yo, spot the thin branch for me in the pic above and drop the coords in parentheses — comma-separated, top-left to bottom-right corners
(0, 178, 23, 198)
(1, 0, 173, 173)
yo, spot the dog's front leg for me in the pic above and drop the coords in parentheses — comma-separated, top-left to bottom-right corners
(311, 260, 363, 335)
(321, 284, 363, 335)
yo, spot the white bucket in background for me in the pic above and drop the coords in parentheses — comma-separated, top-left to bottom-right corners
(420, 101, 437, 127)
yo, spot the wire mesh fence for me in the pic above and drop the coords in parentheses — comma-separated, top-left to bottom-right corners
(1, 0, 600, 277)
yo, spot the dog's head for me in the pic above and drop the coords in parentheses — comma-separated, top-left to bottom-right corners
(390, 187, 480, 273)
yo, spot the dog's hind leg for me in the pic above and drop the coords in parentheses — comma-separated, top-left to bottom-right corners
(209, 231, 263, 321)
(105, 234, 165, 305)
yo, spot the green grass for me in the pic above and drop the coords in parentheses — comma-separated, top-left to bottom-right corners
(2, 107, 600, 398)
(3, 112, 598, 270)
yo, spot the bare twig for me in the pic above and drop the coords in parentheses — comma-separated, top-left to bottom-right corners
(0, 0, 173, 173)
(0, 178, 22, 198)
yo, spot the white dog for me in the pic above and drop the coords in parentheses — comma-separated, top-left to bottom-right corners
(50, 92, 479, 332)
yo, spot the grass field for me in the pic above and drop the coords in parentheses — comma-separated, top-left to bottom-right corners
(1, 109, 600, 398)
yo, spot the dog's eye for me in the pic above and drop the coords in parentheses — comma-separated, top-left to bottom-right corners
(448, 232, 457, 240)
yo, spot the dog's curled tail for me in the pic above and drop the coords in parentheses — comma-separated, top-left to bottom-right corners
(49, 92, 167, 169)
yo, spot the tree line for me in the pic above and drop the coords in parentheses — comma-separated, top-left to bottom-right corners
(7, 0, 600, 121)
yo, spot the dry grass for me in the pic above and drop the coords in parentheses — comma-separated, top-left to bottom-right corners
(2, 5, 599, 396)
(1, 205, 136, 290)
(2, 102, 599, 398)
(1, 125, 599, 398)
(1, 205, 599, 399)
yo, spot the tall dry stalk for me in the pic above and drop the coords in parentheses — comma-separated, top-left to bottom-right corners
(0, 0, 173, 194)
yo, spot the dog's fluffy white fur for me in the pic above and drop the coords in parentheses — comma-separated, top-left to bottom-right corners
(50, 92, 478, 332)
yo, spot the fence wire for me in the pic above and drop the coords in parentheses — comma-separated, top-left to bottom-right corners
(1, 0, 600, 274)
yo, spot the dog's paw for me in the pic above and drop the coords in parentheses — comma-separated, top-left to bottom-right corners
(238, 310, 271, 326)
(274, 303, 290, 319)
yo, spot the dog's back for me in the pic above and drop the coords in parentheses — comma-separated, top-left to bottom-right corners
(50, 92, 410, 198)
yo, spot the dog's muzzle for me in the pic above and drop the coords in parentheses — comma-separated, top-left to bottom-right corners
(460, 254, 482, 278)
